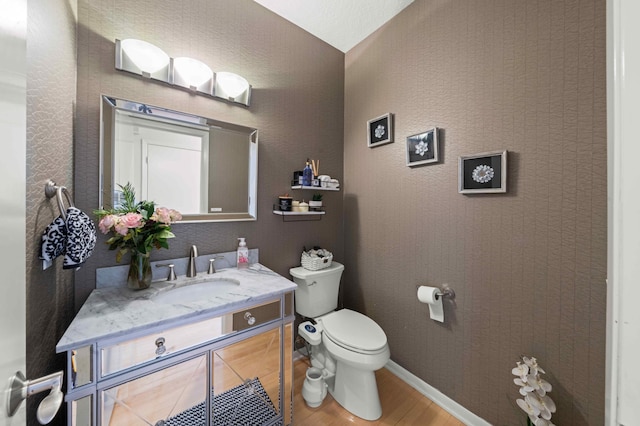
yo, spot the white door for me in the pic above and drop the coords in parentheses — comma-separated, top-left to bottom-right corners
(607, 0, 640, 424)
(142, 129, 207, 214)
(114, 112, 209, 214)
(0, 0, 26, 424)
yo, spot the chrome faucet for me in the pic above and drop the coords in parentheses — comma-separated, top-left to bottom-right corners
(187, 245, 198, 277)
(207, 256, 224, 274)
(156, 263, 177, 281)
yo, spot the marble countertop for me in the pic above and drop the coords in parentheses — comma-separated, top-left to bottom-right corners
(56, 263, 297, 352)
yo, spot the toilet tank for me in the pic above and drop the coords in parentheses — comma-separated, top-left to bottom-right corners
(289, 262, 344, 318)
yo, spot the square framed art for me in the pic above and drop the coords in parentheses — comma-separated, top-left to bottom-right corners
(367, 113, 393, 147)
(406, 128, 439, 166)
(458, 150, 507, 194)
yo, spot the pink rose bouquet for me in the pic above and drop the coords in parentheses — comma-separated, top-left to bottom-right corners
(94, 183, 182, 262)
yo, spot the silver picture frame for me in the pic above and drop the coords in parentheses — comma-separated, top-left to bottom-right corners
(367, 113, 393, 147)
(406, 128, 439, 166)
(458, 150, 507, 194)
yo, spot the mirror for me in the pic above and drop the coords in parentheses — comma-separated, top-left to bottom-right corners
(100, 95, 258, 222)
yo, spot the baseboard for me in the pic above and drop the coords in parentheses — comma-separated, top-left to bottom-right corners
(385, 360, 491, 426)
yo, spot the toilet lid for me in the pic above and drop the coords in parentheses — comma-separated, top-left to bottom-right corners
(320, 309, 387, 352)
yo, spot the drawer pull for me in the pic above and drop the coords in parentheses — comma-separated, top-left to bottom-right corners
(155, 337, 166, 356)
(244, 312, 256, 325)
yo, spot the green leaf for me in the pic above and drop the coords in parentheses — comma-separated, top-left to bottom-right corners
(144, 238, 153, 247)
(155, 229, 175, 239)
(115, 248, 128, 263)
(116, 182, 138, 213)
(93, 208, 112, 218)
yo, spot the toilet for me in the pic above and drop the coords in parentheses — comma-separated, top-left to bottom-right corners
(290, 262, 390, 421)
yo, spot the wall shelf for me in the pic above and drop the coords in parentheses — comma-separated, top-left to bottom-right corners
(272, 210, 325, 216)
(272, 210, 325, 222)
(291, 185, 339, 191)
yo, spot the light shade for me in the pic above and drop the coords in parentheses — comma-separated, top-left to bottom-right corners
(215, 72, 251, 104)
(172, 57, 214, 92)
(119, 39, 169, 75)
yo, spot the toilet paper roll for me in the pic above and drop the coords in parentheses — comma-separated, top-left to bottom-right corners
(417, 286, 444, 322)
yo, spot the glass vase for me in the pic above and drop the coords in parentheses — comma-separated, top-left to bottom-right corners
(127, 251, 152, 290)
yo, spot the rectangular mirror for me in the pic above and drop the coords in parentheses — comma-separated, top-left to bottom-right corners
(100, 95, 258, 222)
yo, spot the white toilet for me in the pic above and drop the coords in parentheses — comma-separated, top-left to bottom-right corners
(290, 261, 390, 421)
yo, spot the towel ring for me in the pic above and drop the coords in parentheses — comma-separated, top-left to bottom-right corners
(45, 179, 75, 220)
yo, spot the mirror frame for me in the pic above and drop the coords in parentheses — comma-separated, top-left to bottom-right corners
(99, 95, 258, 222)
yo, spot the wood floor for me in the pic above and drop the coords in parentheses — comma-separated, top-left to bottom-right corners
(105, 327, 289, 425)
(102, 325, 463, 425)
(293, 357, 466, 426)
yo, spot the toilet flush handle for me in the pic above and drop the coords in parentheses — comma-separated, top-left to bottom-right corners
(309, 280, 317, 287)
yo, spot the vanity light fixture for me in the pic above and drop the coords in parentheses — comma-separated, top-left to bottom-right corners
(172, 57, 214, 94)
(116, 39, 170, 80)
(114, 38, 252, 106)
(214, 72, 251, 105)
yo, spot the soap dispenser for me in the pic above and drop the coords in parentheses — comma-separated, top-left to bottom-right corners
(237, 238, 249, 269)
(302, 159, 313, 187)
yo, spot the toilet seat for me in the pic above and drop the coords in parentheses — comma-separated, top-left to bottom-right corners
(319, 309, 387, 354)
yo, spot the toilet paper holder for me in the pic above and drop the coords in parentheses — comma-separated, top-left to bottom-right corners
(416, 284, 455, 300)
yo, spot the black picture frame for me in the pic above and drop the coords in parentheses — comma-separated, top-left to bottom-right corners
(458, 150, 507, 194)
(367, 113, 393, 147)
(406, 128, 439, 166)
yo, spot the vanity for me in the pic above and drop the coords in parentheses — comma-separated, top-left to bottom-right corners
(61, 93, 294, 425)
(56, 263, 296, 426)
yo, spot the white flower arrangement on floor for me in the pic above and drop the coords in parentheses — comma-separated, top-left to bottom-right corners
(512, 356, 556, 426)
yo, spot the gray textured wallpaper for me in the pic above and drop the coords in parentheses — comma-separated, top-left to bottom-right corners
(27, 0, 344, 424)
(26, 0, 77, 424)
(73, 0, 346, 307)
(344, 0, 606, 424)
(26, 0, 607, 425)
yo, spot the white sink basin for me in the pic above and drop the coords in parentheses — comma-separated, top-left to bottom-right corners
(154, 278, 241, 304)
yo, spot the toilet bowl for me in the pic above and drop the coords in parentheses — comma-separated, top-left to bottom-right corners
(317, 309, 390, 420)
(291, 262, 390, 421)
(319, 309, 390, 370)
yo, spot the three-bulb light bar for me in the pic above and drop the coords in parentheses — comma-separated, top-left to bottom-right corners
(115, 38, 251, 107)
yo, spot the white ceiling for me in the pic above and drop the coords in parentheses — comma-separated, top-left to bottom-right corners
(253, 0, 414, 53)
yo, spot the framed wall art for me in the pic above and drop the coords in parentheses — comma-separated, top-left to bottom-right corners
(458, 150, 507, 194)
(367, 113, 394, 147)
(406, 128, 439, 166)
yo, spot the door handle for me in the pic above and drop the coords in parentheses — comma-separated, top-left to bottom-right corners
(6, 370, 64, 424)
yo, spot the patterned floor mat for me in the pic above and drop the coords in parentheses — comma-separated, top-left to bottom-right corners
(161, 377, 281, 426)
